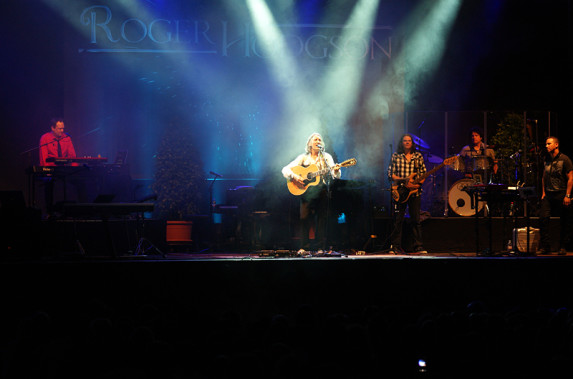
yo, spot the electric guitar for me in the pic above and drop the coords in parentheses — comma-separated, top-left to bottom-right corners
(392, 155, 458, 203)
(287, 158, 357, 196)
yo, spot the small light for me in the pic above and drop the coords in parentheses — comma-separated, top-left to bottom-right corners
(418, 359, 427, 373)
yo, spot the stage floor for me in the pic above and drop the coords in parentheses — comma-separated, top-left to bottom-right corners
(3, 245, 565, 266)
(125, 249, 564, 262)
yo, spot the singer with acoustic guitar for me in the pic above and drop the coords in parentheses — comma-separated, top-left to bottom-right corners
(387, 134, 427, 255)
(282, 132, 342, 251)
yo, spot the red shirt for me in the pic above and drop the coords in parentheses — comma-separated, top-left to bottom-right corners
(39, 132, 76, 166)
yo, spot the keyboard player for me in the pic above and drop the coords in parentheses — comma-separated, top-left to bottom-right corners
(38, 118, 83, 215)
(39, 118, 76, 166)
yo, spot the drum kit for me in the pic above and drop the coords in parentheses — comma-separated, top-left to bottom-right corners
(413, 134, 496, 217)
(447, 178, 485, 217)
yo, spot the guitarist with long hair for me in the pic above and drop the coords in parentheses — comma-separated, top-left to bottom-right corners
(282, 132, 341, 250)
(387, 134, 427, 254)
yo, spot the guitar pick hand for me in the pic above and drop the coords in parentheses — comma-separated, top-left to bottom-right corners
(292, 175, 306, 187)
(405, 179, 421, 189)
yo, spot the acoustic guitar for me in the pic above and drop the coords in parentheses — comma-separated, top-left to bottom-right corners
(287, 158, 357, 196)
(392, 155, 458, 203)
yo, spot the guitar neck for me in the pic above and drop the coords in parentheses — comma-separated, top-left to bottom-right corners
(306, 158, 356, 180)
(308, 167, 330, 179)
(413, 162, 444, 184)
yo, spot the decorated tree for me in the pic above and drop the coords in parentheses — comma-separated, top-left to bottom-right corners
(490, 113, 528, 159)
(153, 117, 204, 219)
(490, 113, 535, 186)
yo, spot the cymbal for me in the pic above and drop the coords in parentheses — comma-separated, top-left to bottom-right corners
(426, 153, 443, 163)
(411, 134, 430, 150)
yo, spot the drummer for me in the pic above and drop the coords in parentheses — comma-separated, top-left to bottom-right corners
(458, 127, 498, 182)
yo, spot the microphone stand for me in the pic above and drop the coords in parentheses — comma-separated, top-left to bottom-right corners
(387, 147, 400, 253)
(207, 172, 221, 251)
(21, 133, 73, 156)
(208, 172, 220, 224)
(320, 149, 333, 253)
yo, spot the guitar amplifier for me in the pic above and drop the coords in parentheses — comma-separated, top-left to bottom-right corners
(512, 227, 540, 253)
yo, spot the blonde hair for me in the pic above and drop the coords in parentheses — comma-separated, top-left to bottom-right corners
(305, 132, 324, 153)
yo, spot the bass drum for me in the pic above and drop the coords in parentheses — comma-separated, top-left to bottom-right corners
(448, 179, 485, 216)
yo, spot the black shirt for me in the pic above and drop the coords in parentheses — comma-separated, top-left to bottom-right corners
(543, 152, 573, 192)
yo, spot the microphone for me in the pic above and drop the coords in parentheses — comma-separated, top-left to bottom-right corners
(509, 150, 522, 159)
(210, 171, 223, 178)
(317, 144, 324, 150)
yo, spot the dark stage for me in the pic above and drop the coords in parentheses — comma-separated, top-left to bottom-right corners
(2, 234, 573, 378)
